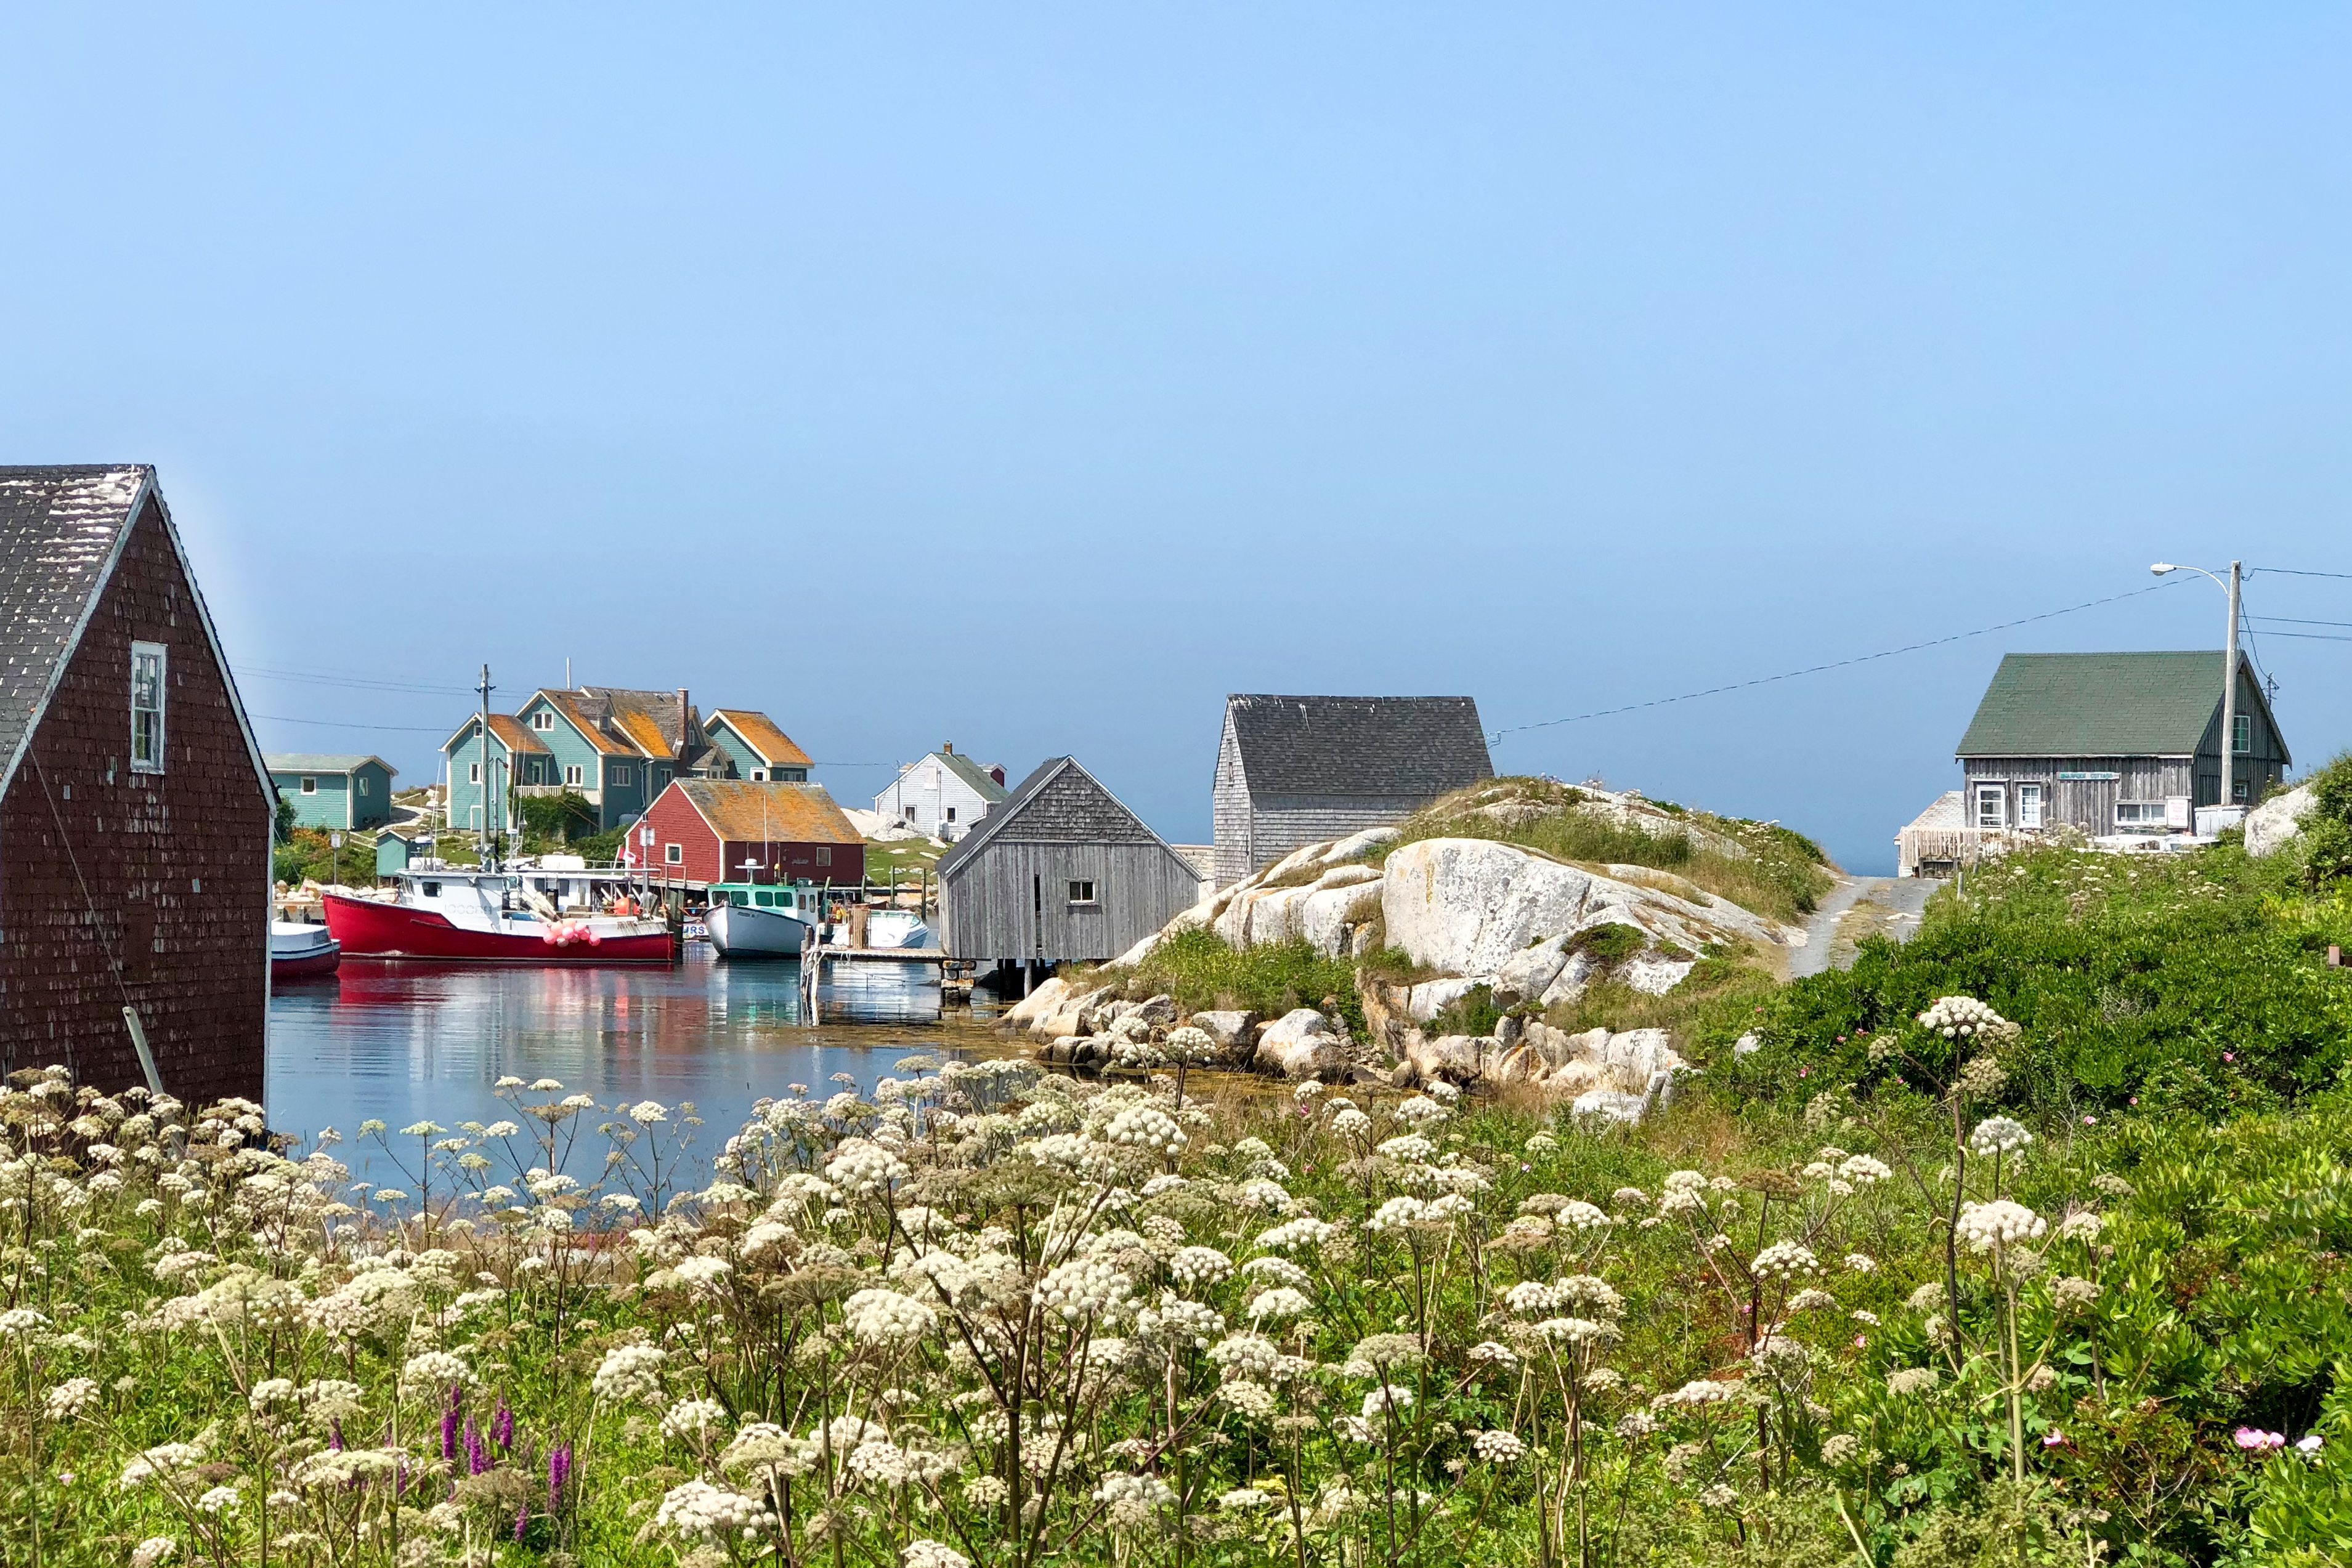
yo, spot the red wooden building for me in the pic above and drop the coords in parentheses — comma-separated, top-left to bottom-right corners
(0, 467, 274, 1107)
(638, 779, 866, 887)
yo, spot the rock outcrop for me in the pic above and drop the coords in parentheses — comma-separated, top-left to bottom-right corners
(2246, 784, 2318, 859)
(1253, 1009, 1350, 1079)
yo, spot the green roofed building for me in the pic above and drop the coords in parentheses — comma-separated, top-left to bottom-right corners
(1953, 651, 2288, 838)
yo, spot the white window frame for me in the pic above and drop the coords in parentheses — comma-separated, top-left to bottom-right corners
(531, 709, 555, 731)
(300, 776, 318, 795)
(1068, 879, 1098, 905)
(663, 842, 683, 865)
(2115, 801, 2167, 831)
(2017, 783, 2043, 830)
(468, 762, 482, 785)
(357, 774, 371, 796)
(565, 765, 584, 788)
(611, 764, 632, 787)
(750, 769, 766, 782)
(1973, 784, 2006, 829)
(130, 641, 166, 774)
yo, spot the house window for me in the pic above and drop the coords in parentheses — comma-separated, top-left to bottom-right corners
(469, 762, 482, 785)
(130, 642, 166, 772)
(2115, 801, 2168, 831)
(2017, 783, 2043, 830)
(816, 846, 832, 867)
(2233, 714, 2252, 754)
(566, 765, 584, 787)
(664, 843, 682, 865)
(612, 764, 633, 786)
(903, 804, 917, 821)
(945, 806, 957, 823)
(532, 710, 555, 731)
(2234, 777, 2250, 802)
(1068, 879, 1097, 905)
(784, 768, 806, 782)
(357, 775, 371, 796)
(750, 769, 766, 782)
(300, 776, 318, 794)
(1973, 785, 2005, 829)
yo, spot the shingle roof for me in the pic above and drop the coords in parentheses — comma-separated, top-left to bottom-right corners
(1955, 652, 2279, 758)
(0, 466, 150, 775)
(708, 709, 813, 769)
(935, 750, 1008, 802)
(937, 756, 1185, 878)
(1225, 694, 1493, 798)
(579, 686, 693, 760)
(0, 464, 271, 803)
(444, 714, 553, 755)
(266, 753, 394, 775)
(537, 693, 635, 756)
(675, 780, 862, 845)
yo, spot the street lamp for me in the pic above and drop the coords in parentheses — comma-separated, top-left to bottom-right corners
(2149, 560, 2244, 815)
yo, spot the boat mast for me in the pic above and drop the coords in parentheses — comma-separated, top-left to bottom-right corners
(477, 663, 496, 872)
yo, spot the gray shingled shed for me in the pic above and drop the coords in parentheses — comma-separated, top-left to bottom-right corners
(1212, 693, 1493, 885)
(937, 756, 1201, 977)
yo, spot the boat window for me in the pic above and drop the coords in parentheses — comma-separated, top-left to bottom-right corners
(756, 891, 778, 907)
(421, 881, 442, 897)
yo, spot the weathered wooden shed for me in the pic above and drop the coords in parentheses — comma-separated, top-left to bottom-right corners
(1956, 652, 2289, 836)
(0, 466, 274, 1107)
(1212, 694, 1493, 885)
(937, 756, 1199, 970)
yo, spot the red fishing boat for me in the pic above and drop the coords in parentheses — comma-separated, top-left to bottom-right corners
(324, 867, 676, 966)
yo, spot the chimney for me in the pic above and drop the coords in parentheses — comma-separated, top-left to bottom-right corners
(942, 742, 954, 755)
(989, 764, 1005, 786)
(677, 689, 692, 753)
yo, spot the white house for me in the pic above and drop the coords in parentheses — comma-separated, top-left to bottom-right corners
(875, 744, 1008, 841)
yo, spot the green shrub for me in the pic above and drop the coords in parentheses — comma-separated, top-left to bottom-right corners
(1107, 927, 1366, 1037)
(1426, 982, 1502, 1038)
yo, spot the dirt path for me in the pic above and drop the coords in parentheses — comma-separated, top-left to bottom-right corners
(1787, 875, 1936, 979)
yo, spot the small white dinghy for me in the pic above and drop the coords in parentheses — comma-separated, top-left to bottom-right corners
(271, 919, 341, 980)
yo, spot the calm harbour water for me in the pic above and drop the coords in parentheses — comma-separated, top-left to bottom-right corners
(264, 947, 998, 1185)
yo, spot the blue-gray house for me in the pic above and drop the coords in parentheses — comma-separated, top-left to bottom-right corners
(268, 754, 397, 831)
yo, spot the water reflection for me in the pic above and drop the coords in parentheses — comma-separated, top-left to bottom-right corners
(266, 948, 991, 1185)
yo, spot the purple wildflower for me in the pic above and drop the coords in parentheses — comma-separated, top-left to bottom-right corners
(515, 1506, 529, 1542)
(548, 1441, 573, 1502)
(441, 1392, 461, 1463)
(465, 1417, 488, 1476)
(328, 1420, 345, 1452)
(492, 1397, 514, 1452)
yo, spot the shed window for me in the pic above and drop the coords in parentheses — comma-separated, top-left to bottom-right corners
(816, 846, 832, 867)
(2017, 783, 2043, 830)
(945, 806, 957, 823)
(1972, 785, 2005, 829)
(469, 762, 482, 784)
(2233, 714, 2252, 754)
(131, 642, 166, 772)
(663, 843, 683, 865)
(357, 775, 371, 796)
(2115, 801, 2168, 830)
(1068, 879, 1097, 905)
(300, 776, 318, 794)
(566, 765, 584, 787)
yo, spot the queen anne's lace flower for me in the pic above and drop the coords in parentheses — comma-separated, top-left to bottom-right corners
(1364, 1196, 1432, 1234)
(592, 1343, 668, 1404)
(844, 1288, 938, 1344)
(1209, 1332, 1283, 1383)
(1036, 1256, 1130, 1322)
(130, 1540, 176, 1568)
(1957, 1198, 2046, 1253)
(1106, 1106, 1186, 1156)
(662, 1397, 731, 1442)
(1255, 1216, 1334, 1253)
(1917, 995, 2008, 1041)
(1472, 1429, 1527, 1464)
(1329, 1107, 1373, 1139)
(1247, 1287, 1313, 1321)
(1887, 1367, 1941, 1396)
(45, 1376, 98, 1420)
(1968, 1117, 2033, 1158)
(827, 1139, 909, 1198)
(654, 1479, 771, 1542)
(1168, 1245, 1233, 1291)
(1751, 1241, 1820, 1280)
(1658, 1379, 1737, 1406)
(1660, 1170, 1708, 1216)
(903, 1542, 971, 1568)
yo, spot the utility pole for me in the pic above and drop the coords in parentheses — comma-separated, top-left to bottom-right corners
(477, 668, 496, 870)
(2221, 560, 2241, 814)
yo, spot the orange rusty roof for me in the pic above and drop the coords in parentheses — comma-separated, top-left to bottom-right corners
(440, 714, 553, 756)
(675, 780, 861, 845)
(708, 709, 813, 769)
(537, 692, 638, 757)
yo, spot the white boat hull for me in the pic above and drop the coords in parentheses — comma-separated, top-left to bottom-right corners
(706, 901, 811, 958)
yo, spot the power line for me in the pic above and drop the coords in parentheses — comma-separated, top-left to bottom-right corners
(1490, 578, 2187, 743)
(253, 713, 455, 733)
(2249, 614, 2352, 629)
(2250, 566, 2352, 580)
(2240, 629, 2352, 644)
(236, 666, 478, 696)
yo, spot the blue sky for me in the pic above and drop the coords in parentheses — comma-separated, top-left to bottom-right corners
(6, 4, 2349, 871)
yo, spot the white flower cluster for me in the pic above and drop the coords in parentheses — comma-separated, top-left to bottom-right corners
(1167, 1245, 1233, 1291)
(1209, 1332, 1283, 1383)
(654, 1479, 772, 1543)
(1956, 1199, 2046, 1253)
(1096, 1471, 1175, 1527)
(1658, 1379, 1738, 1406)
(843, 1288, 939, 1344)
(662, 1397, 730, 1442)
(1255, 1216, 1334, 1253)
(1036, 1256, 1130, 1322)
(1751, 1241, 1820, 1281)
(45, 1376, 97, 1420)
(1329, 1107, 1374, 1139)
(1660, 1170, 1709, 1216)
(1916, 995, 2008, 1040)
(1838, 1154, 1891, 1186)
(1105, 1105, 1186, 1157)
(593, 1343, 668, 1404)
(1968, 1117, 2033, 1158)
(1392, 1096, 1448, 1127)
(1471, 1428, 1527, 1465)
(1247, 1286, 1313, 1321)
(827, 1139, 909, 1198)
(903, 1542, 972, 1568)
(1240, 1256, 1313, 1291)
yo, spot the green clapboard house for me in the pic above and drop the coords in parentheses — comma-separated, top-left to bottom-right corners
(1953, 651, 2289, 838)
(267, 754, 397, 831)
